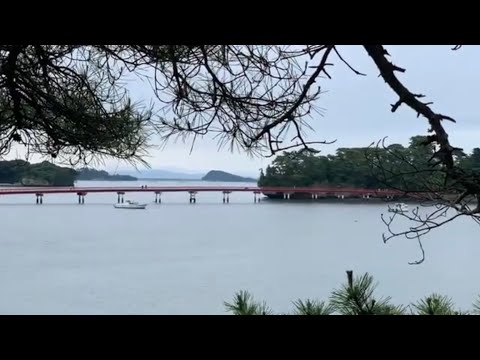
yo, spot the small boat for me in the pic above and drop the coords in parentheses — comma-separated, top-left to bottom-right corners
(388, 203, 408, 213)
(114, 200, 147, 209)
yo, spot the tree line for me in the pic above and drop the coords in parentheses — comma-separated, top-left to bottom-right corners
(258, 136, 479, 192)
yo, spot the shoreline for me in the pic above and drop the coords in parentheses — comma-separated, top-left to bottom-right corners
(261, 197, 426, 205)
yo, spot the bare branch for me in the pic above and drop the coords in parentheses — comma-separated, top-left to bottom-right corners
(408, 235, 426, 265)
(362, 44, 480, 251)
(333, 47, 366, 76)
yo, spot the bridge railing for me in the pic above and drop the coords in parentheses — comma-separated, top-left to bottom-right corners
(0, 185, 405, 195)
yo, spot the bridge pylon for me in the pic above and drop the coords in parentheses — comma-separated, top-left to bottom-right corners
(77, 192, 86, 204)
(35, 193, 44, 204)
(117, 192, 125, 204)
(222, 191, 231, 204)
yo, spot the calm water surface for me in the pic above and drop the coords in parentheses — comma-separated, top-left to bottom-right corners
(0, 180, 478, 314)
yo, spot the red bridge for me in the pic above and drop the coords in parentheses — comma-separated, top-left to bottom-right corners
(0, 185, 405, 204)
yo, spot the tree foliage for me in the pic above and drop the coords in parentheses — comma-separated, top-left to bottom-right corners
(329, 272, 407, 315)
(225, 271, 470, 315)
(291, 299, 335, 315)
(0, 45, 335, 165)
(224, 290, 273, 315)
(412, 294, 460, 315)
(0, 46, 158, 165)
(258, 136, 479, 192)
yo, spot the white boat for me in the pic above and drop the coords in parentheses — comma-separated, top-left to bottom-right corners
(114, 200, 147, 209)
(388, 203, 408, 213)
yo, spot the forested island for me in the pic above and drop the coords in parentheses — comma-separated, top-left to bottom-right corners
(202, 170, 256, 182)
(0, 160, 78, 186)
(0, 162, 137, 186)
(258, 136, 480, 192)
(76, 168, 137, 181)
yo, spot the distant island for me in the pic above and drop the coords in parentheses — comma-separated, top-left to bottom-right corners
(116, 168, 258, 182)
(0, 160, 77, 186)
(119, 168, 204, 180)
(0, 161, 137, 187)
(202, 170, 257, 183)
(76, 168, 137, 181)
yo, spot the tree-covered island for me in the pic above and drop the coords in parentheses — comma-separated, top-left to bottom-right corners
(258, 136, 479, 200)
(0, 161, 137, 186)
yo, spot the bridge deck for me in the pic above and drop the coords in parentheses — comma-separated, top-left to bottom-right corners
(0, 186, 403, 196)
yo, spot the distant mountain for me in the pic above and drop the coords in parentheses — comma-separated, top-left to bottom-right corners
(202, 170, 257, 183)
(77, 168, 137, 181)
(118, 168, 204, 180)
(115, 167, 258, 181)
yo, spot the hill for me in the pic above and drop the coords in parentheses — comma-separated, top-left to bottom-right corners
(117, 168, 203, 180)
(77, 168, 137, 181)
(0, 160, 77, 186)
(0, 161, 139, 186)
(202, 170, 257, 182)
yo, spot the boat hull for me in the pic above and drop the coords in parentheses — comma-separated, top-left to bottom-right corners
(388, 209, 408, 213)
(113, 204, 147, 209)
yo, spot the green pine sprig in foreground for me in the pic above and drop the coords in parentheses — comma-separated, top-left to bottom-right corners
(224, 270, 470, 315)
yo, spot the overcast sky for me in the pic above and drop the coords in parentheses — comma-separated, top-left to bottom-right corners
(8, 45, 480, 176)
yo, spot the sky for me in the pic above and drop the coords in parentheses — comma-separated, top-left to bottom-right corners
(6, 45, 480, 177)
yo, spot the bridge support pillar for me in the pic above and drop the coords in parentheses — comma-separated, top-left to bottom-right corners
(284, 193, 291, 200)
(77, 192, 86, 204)
(155, 192, 162, 204)
(117, 192, 125, 204)
(35, 193, 44, 205)
(222, 191, 231, 204)
(189, 192, 197, 204)
(254, 191, 261, 203)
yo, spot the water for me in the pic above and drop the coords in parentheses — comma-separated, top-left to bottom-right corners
(0, 180, 478, 314)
